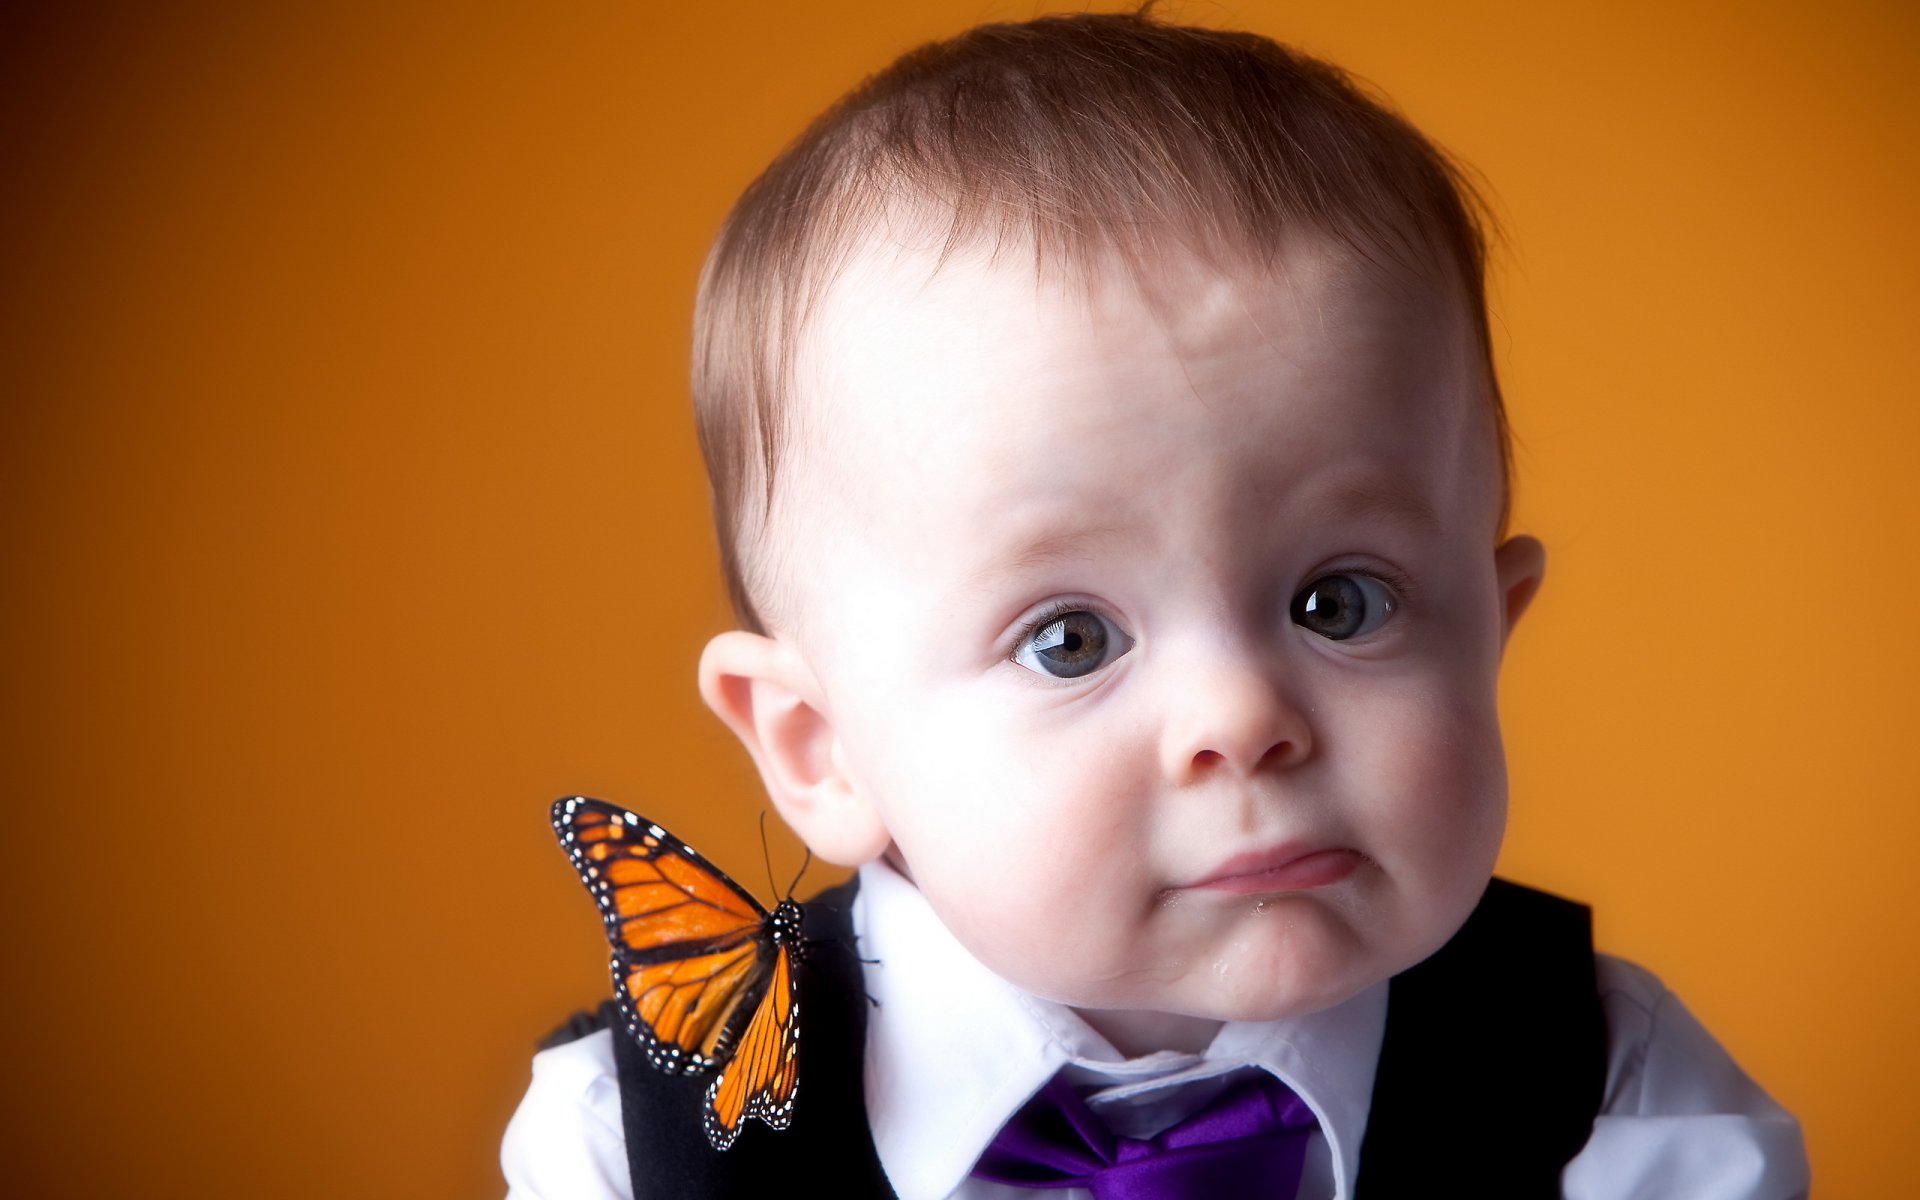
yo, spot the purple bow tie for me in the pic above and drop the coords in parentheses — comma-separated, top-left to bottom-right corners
(971, 1071, 1317, 1199)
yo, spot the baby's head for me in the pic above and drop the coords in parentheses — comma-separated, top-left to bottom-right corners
(694, 12, 1546, 1043)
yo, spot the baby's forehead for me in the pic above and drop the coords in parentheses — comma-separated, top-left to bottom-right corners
(794, 225, 1482, 446)
(782, 225, 1494, 537)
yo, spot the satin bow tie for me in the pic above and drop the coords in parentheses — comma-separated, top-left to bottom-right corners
(970, 1070, 1317, 1199)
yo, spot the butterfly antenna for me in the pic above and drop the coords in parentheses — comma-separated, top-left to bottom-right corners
(758, 810, 778, 902)
(785, 844, 813, 899)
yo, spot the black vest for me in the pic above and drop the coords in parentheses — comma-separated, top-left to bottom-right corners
(548, 876, 1605, 1198)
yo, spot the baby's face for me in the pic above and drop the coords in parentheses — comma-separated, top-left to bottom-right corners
(780, 232, 1535, 1031)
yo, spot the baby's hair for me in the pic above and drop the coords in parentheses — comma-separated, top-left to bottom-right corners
(693, 7, 1509, 633)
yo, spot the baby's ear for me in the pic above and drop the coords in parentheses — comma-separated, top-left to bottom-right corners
(697, 631, 891, 867)
(1493, 534, 1547, 645)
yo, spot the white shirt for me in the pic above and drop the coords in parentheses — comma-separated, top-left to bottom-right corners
(502, 862, 1808, 1198)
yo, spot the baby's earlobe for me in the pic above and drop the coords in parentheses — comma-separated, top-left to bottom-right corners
(786, 775, 893, 867)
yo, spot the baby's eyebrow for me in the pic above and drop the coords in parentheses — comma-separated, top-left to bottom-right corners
(1304, 479, 1441, 533)
(955, 523, 1126, 597)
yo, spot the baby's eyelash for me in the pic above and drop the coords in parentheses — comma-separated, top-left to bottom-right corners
(1329, 563, 1418, 606)
(1009, 601, 1088, 654)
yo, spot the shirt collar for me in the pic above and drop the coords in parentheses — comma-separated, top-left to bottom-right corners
(853, 860, 1388, 1200)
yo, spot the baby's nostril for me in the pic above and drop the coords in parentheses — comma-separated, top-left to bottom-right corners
(1256, 738, 1302, 771)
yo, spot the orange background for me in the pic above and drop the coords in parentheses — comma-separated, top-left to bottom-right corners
(3, 1, 1913, 1195)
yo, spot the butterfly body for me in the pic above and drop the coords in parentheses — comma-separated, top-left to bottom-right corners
(551, 796, 804, 1150)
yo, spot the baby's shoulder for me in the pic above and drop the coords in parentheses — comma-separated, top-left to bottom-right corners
(500, 1027, 629, 1200)
(1592, 951, 1670, 1050)
(1591, 953, 1777, 1112)
(1571, 954, 1810, 1199)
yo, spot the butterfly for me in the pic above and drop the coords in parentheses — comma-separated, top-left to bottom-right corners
(550, 795, 806, 1150)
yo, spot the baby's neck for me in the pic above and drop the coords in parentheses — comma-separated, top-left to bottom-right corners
(1075, 1006, 1223, 1057)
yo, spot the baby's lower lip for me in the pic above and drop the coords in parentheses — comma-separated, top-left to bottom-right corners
(1191, 848, 1362, 894)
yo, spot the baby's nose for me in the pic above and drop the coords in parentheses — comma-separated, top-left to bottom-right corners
(1157, 647, 1312, 783)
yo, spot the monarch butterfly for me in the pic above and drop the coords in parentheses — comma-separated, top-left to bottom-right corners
(551, 795, 805, 1151)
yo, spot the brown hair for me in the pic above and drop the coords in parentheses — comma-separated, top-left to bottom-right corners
(693, 8, 1509, 633)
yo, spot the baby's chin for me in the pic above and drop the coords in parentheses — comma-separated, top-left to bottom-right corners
(1012, 948, 1395, 1030)
(1006, 918, 1434, 1033)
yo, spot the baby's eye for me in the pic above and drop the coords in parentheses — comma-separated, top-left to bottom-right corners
(1012, 610, 1133, 679)
(1290, 574, 1396, 641)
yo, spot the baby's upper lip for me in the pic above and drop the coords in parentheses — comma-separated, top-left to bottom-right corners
(1176, 840, 1353, 890)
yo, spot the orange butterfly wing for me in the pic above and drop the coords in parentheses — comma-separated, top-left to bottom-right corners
(702, 934, 801, 1150)
(551, 796, 804, 1150)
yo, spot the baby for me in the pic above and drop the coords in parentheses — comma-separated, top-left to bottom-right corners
(505, 12, 1808, 1198)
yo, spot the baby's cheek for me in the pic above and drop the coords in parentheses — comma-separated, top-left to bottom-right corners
(924, 874, 1086, 998)
(1392, 697, 1506, 879)
(912, 831, 1129, 1005)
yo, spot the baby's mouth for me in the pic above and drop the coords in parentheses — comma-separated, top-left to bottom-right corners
(1175, 844, 1362, 895)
